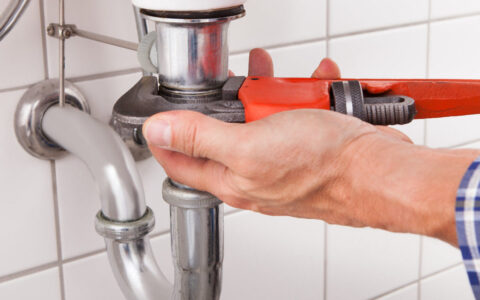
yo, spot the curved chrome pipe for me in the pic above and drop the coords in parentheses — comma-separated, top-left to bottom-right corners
(0, 0, 30, 41)
(42, 106, 172, 299)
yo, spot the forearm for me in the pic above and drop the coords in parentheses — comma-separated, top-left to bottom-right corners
(339, 133, 480, 245)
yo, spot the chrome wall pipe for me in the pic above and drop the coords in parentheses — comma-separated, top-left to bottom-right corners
(0, 0, 30, 41)
(43, 106, 146, 222)
(42, 106, 172, 299)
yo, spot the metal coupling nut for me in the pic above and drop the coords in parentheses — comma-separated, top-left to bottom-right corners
(163, 178, 223, 209)
(95, 207, 155, 242)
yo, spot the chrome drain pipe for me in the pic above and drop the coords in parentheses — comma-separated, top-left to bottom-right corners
(163, 180, 224, 300)
(0, 0, 30, 41)
(41, 106, 172, 299)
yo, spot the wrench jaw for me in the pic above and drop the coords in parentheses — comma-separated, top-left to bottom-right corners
(331, 80, 417, 125)
(111, 76, 246, 161)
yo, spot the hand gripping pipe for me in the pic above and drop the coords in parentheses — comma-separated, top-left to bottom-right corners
(0, 0, 30, 41)
(41, 105, 223, 300)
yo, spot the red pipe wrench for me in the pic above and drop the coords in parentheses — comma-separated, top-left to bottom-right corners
(236, 77, 480, 124)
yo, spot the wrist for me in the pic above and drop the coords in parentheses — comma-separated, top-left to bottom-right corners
(411, 147, 480, 245)
(339, 132, 479, 245)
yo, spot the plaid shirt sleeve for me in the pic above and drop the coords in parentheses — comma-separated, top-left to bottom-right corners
(457, 158, 480, 299)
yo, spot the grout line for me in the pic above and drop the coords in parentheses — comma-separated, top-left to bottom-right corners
(230, 37, 328, 56)
(323, 224, 328, 300)
(370, 262, 463, 299)
(224, 208, 243, 217)
(62, 249, 106, 265)
(325, 0, 330, 58)
(50, 161, 66, 300)
(448, 137, 480, 149)
(0, 83, 35, 94)
(419, 2, 432, 298)
(39, 0, 50, 79)
(230, 10, 480, 57)
(0, 262, 59, 284)
(369, 280, 419, 300)
(421, 262, 463, 280)
(0, 68, 142, 94)
(417, 236, 424, 299)
(62, 227, 173, 265)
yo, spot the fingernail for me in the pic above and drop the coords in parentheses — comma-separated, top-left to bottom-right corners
(144, 119, 171, 148)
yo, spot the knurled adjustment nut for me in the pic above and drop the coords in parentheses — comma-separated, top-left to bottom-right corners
(95, 207, 155, 242)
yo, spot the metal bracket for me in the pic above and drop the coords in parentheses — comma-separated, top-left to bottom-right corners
(46, 23, 76, 39)
(14, 79, 90, 160)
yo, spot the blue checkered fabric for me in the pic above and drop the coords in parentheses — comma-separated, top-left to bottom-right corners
(457, 158, 480, 299)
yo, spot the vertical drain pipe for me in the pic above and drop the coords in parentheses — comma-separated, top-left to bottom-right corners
(163, 180, 224, 299)
(140, 7, 245, 299)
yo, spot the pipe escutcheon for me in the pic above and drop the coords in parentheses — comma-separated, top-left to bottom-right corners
(95, 207, 155, 241)
(163, 178, 222, 209)
(14, 79, 90, 160)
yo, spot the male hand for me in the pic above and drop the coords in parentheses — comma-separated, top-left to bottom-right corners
(143, 48, 478, 245)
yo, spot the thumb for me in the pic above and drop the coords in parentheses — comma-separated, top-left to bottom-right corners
(143, 111, 237, 162)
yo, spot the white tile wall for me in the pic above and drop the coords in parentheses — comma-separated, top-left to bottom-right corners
(421, 237, 462, 277)
(1, 0, 480, 299)
(0, 0, 45, 90)
(376, 283, 418, 300)
(421, 265, 474, 300)
(229, 0, 326, 53)
(329, 0, 429, 36)
(326, 226, 420, 300)
(0, 90, 57, 277)
(222, 212, 325, 300)
(0, 268, 61, 300)
(431, 0, 480, 19)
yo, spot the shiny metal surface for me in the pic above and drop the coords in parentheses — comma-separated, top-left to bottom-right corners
(14, 80, 89, 160)
(133, 5, 150, 76)
(42, 106, 146, 222)
(164, 179, 224, 300)
(74, 28, 138, 51)
(95, 207, 155, 242)
(144, 10, 244, 93)
(0, 0, 30, 41)
(58, 0, 66, 107)
(37, 104, 174, 299)
(106, 238, 172, 300)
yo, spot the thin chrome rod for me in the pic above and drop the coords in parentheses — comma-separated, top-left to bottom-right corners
(74, 28, 138, 51)
(133, 6, 148, 42)
(133, 6, 149, 76)
(58, 0, 65, 107)
(0, 0, 30, 41)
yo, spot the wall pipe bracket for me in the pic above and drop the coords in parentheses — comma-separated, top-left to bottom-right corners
(14, 79, 90, 160)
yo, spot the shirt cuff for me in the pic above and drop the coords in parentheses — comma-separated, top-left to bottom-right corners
(456, 157, 480, 299)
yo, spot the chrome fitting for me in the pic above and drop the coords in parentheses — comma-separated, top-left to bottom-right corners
(14, 79, 90, 160)
(95, 207, 155, 242)
(46, 23, 76, 39)
(163, 179, 222, 209)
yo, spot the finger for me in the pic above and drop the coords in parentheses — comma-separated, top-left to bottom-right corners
(143, 110, 239, 165)
(149, 147, 227, 193)
(248, 48, 274, 77)
(229, 70, 235, 77)
(312, 58, 341, 79)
